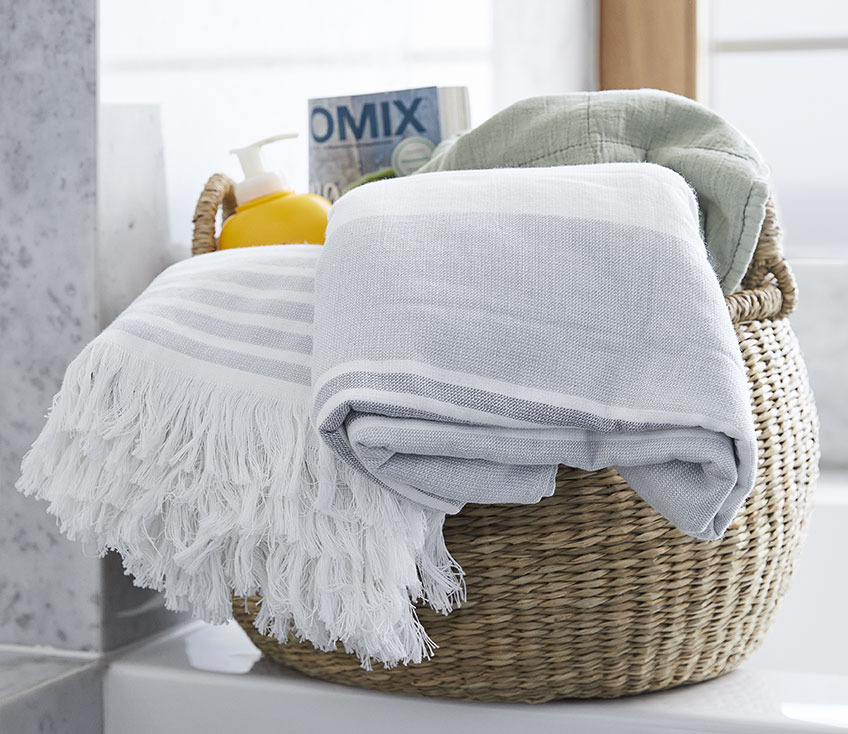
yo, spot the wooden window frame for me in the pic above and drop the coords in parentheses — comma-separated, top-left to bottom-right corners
(600, 0, 699, 99)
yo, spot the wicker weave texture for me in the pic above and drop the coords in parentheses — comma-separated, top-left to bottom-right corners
(189, 178, 819, 702)
(191, 173, 236, 256)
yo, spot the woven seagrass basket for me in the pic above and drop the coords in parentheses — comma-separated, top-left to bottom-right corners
(192, 173, 819, 703)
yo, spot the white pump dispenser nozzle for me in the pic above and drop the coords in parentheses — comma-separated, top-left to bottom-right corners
(230, 133, 298, 206)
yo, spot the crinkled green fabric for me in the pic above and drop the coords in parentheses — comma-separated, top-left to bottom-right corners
(417, 90, 770, 294)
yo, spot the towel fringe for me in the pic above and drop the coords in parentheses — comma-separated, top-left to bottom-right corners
(17, 337, 465, 667)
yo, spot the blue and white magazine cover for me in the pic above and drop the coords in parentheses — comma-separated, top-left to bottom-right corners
(308, 86, 468, 202)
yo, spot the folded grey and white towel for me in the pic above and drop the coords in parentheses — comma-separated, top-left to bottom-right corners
(313, 164, 758, 540)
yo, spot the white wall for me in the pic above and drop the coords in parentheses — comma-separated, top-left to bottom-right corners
(99, 0, 599, 256)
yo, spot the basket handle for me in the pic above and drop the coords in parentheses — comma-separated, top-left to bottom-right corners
(725, 198, 797, 323)
(191, 173, 237, 256)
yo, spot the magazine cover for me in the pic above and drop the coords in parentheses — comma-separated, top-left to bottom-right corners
(308, 86, 469, 202)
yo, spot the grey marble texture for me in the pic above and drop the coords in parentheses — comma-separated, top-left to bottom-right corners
(0, 652, 102, 734)
(0, 0, 103, 651)
(0, 1, 183, 651)
(789, 260, 848, 469)
(0, 651, 90, 701)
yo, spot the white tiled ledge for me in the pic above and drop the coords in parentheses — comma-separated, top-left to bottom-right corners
(103, 621, 848, 734)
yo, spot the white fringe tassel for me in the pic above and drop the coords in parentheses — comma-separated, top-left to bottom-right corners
(16, 338, 465, 668)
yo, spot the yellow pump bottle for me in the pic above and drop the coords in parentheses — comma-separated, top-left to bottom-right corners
(219, 133, 331, 249)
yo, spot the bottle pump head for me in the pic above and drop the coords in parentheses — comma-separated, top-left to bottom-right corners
(230, 133, 297, 206)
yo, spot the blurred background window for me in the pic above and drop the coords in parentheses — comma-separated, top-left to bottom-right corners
(101, 0, 847, 259)
(100, 0, 494, 251)
(709, 0, 848, 257)
(99, 0, 594, 253)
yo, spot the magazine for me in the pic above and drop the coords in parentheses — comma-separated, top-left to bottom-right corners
(308, 86, 470, 202)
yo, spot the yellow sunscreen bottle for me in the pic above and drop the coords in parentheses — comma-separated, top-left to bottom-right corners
(219, 133, 331, 249)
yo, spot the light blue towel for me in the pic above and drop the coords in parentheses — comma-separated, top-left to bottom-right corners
(313, 164, 757, 541)
(418, 90, 770, 294)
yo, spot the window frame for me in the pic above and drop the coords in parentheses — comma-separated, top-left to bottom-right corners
(598, 0, 847, 470)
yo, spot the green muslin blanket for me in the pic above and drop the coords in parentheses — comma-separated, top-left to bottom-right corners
(417, 89, 770, 294)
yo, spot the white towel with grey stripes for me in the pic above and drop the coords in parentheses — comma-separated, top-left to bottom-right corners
(312, 164, 758, 541)
(16, 244, 464, 668)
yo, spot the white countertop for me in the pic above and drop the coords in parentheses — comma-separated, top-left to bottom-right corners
(104, 621, 848, 734)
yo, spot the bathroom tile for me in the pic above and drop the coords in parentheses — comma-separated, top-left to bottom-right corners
(0, 651, 89, 701)
(105, 622, 848, 734)
(0, 0, 103, 651)
(0, 491, 104, 650)
(788, 260, 848, 469)
(0, 652, 102, 734)
(0, 0, 182, 651)
(97, 104, 173, 329)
